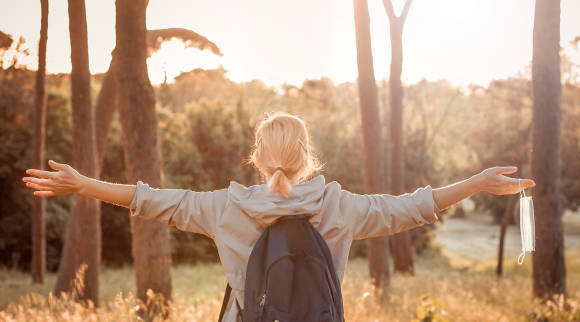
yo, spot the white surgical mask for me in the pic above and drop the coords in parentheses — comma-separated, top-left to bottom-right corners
(518, 178, 535, 264)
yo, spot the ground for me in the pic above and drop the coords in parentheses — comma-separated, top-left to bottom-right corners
(436, 210, 580, 268)
(1, 213, 579, 321)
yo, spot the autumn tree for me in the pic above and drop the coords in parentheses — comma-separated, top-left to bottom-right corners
(531, 0, 566, 298)
(31, 0, 48, 284)
(55, 0, 100, 305)
(353, 0, 390, 290)
(382, 0, 415, 275)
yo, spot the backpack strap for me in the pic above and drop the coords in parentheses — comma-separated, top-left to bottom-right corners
(218, 283, 243, 322)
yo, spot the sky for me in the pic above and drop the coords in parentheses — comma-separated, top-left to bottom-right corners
(1, 0, 579, 87)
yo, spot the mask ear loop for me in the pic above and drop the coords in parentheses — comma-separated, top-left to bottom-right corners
(518, 178, 526, 264)
(518, 250, 526, 265)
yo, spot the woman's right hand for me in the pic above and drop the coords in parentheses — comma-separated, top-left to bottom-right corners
(22, 160, 86, 197)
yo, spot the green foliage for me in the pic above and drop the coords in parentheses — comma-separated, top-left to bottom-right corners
(561, 83, 580, 211)
(0, 66, 72, 271)
(412, 295, 449, 322)
(98, 111, 132, 266)
(158, 99, 255, 264)
(467, 79, 533, 223)
(0, 67, 33, 269)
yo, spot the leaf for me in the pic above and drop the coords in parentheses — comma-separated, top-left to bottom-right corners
(417, 306, 426, 319)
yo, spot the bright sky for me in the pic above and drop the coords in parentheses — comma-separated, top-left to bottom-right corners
(1, 0, 579, 87)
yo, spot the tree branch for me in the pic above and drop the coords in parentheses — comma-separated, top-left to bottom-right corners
(400, 0, 414, 24)
(146, 28, 223, 57)
(382, 0, 396, 21)
(382, 0, 413, 24)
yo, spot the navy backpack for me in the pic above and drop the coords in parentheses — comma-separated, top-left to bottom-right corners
(218, 215, 345, 322)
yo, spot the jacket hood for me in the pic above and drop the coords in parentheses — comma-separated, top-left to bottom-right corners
(228, 175, 327, 226)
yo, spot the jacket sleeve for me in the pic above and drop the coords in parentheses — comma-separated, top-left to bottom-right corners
(128, 181, 229, 239)
(341, 185, 440, 240)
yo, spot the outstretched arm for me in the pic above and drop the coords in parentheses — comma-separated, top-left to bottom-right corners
(432, 166, 536, 211)
(347, 165, 536, 240)
(23, 160, 135, 207)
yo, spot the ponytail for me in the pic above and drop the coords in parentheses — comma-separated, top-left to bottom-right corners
(268, 168, 292, 197)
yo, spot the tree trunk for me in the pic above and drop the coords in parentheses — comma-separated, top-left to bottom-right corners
(387, 15, 414, 276)
(453, 206, 465, 218)
(531, 0, 566, 298)
(95, 53, 118, 171)
(31, 0, 48, 284)
(382, 79, 391, 195)
(115, 0, 173, 313)
(353, 0, 390, 290)
(55, 0, 100, 306)
(496, 195, 517, 277)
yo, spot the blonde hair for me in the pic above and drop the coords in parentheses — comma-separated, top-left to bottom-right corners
(250, 112, 321, 197)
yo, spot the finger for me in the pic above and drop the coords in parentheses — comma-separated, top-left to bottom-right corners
(520, 179, 536, 188)
(22, 177, 54, 186)
(495, 166, 518, 175)
(25, 169, 56, 179)
(34, 190, 57, 197)
(48, 160, 68, 171)
(26, 182, 53, 191)
(504, 177, 536, 193)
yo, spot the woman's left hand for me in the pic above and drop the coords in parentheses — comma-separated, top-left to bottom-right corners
(476, 166, 535, 195)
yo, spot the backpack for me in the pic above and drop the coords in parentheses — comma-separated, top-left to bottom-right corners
(218, 215, 345, 322)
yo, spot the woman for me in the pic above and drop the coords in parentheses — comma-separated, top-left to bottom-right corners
(23, 112, 535, 321)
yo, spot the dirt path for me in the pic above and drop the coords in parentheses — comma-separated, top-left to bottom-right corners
(435, 214, 580, 264)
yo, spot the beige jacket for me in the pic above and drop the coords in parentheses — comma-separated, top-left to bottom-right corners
(129, 175, 440, 321)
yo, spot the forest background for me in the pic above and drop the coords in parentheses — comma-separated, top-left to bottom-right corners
(1, 0, 580, 320)
(2, 36, 580, 270)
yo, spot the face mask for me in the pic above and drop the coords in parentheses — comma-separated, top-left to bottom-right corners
(517, 179, 535, 264)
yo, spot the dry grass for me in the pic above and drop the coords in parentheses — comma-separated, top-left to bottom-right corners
(1, 247, 579, 321)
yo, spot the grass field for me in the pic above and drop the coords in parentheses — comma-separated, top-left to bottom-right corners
(1, 216, 580, 321)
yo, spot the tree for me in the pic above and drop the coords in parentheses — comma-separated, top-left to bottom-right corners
(115, 0, 172, 313)
(91, 23, 222, 314)
(95, 27, 222, 165)
(91, 19, 221, 314)
(55, 0, 100, 305)
(381, 0, 415, 275)
(31, 0, 48, 284)
(531, 0, 566, 298)
(496, 195, 517, 277)
(353, 0, 390, 290)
